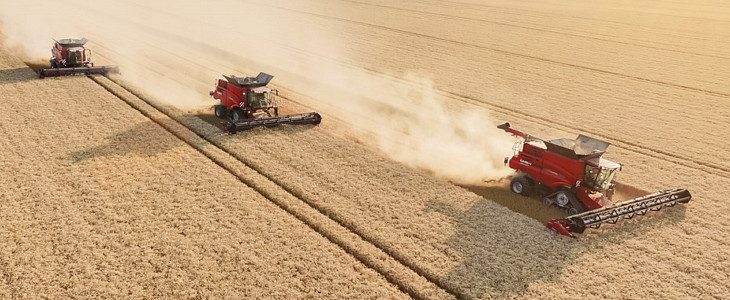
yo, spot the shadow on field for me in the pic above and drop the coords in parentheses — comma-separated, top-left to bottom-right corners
(460, 179, 566, 224)
(0, 67, 38, 85)
(426, 197, 576, 298)
(431, 182, 689, 298)
(69, 120, 183, 162)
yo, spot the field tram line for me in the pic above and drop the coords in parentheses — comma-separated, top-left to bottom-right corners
(86, 75, 458, 300)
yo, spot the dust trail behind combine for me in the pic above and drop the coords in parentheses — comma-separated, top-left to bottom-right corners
(0, 0, 513, 184)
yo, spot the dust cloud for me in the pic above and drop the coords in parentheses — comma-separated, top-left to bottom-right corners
(0, 0, 515, 183)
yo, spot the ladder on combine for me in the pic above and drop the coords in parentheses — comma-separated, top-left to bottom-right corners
(547, 189, 692, 238)
(225, 112, 322, 134)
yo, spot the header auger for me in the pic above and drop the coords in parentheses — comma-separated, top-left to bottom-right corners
(210, 72, 321, 133)
(39, 38, 120, 79)
(497, 122, 691, 238)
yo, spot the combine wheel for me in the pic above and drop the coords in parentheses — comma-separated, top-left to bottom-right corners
(567, 197, 587, 215)
(231, 109, 246, 123)
(554, 191, 586, 215)
(606, 186, 615, 200)
(510, 176, 532, 196)
(542, 197, 554, 207)
(214, 105, 229, 119)
(311, 112, 322, 125)
(50, 60, 58, 68)
(555, 191, 574, 208)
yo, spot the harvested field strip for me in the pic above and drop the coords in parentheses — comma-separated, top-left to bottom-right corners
(95, 78, 575, 299)
(87, 75, 455, 300)
(0, 60, 407, 298)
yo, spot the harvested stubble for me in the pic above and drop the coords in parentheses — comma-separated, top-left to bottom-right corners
(116, 81, 577, 299)
(90, 74, 454, 300)
(3, 0, 730, 298)
(0, 49, 407, 298)
(115, 62, 730, 299)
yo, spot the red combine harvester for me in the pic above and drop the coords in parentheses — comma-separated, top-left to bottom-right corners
(39, 38, 120, 79)
(210, 72, 321, 133)
(497, 122, 691, 238)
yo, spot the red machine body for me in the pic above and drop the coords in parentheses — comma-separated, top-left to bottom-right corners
(500, 122, 616, 213)
(498, 122, 691, 238)
(209, 73, 322, 133)
(50, 38, 92, 68)
(210, 73, 278, 121)
(39, 38, 120, 79)
(508, 140, 614, 210)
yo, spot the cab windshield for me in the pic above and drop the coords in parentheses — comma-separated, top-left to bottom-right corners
(250, 91, 269, 108)
(583, 166, 617, 191)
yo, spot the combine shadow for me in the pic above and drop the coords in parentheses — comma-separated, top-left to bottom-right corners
(0, 67, 38, 85)
(426, 197, 576, 298)
(69, 120, 184, 162)
(460, 179, 566, 224)
(431, 183, 689, 298)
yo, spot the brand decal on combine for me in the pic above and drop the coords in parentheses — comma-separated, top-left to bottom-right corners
(519, 159, 532, 166)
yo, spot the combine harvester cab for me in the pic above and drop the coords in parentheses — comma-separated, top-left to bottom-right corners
(497, 122, 691, 238)
(39, 38, 120, 79)
(210, 72, 321, 133)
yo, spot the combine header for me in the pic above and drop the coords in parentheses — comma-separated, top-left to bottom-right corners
(210, 72, 321, 133)
(497, 122, 691, 238)
(39, 38, 120, 79)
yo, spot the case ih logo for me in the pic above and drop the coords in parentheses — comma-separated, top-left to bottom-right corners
(519, 159, 532, 166)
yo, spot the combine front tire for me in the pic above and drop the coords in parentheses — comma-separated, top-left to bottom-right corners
(231, 109, 246, 123)
(510, 176, 532, 196)
(214, 105, 229, 119)
(311, 112, 322, 125)
(555, 191, 573, 207)
(555, 191, 586, 215)
(567, 200, 587, 215)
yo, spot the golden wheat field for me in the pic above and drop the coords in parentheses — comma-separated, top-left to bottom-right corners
(1, 0, 730, 299)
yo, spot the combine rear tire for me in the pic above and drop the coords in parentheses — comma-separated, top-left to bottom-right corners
(510, 176, 532, 196)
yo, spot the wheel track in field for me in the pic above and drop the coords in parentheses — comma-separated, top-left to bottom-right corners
(3, 22, 450, 296)
(86, 75, 458, 300)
